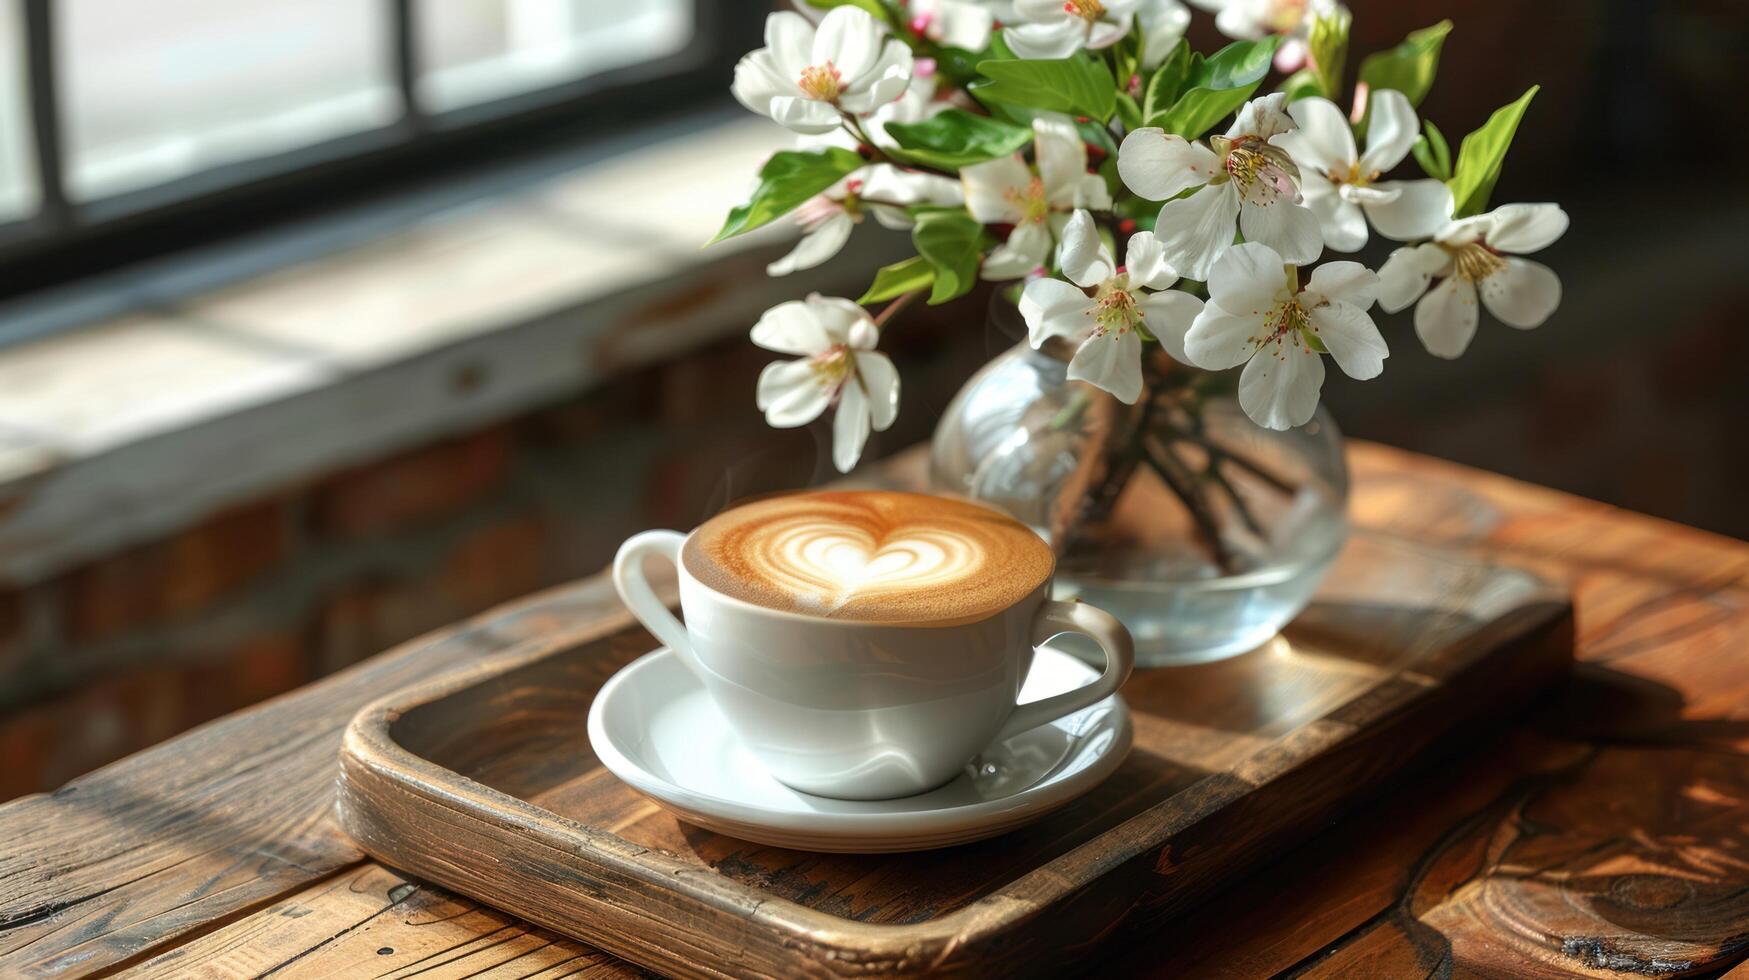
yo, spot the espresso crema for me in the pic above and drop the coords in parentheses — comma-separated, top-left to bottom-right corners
(683, 491, 1054, 625)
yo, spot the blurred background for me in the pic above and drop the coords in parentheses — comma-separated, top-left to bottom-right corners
(0, 0, 1743, 801)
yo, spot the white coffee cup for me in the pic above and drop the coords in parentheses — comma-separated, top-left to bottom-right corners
(612, 528, 1134, 800)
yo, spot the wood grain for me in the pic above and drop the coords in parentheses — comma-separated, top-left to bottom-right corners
(3, 441, 1747, 978)
(335, 532, 1573, 978)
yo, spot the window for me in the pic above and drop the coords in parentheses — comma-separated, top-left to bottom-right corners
(0, 0, 758, 314)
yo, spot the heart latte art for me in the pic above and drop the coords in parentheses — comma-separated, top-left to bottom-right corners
(684, 491, 1054, 625)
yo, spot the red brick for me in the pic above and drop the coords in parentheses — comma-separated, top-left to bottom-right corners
(312, 428, 512, 539)
(437, 516, 548, 612)
(63, 500, 292, 643)
(317, 515, 550, 673)
(0, 589, 22, 666)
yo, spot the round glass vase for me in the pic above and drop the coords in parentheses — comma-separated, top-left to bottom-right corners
(930, 337, 1349, 667)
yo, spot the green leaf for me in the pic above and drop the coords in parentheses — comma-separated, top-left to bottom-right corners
(1143, 40, 1192, 122)
(972, 55, 1117, 122)
(1115, 91, 1143, 131)
(1306, 7, 1351, 101)
(712, 148, 866, 243)
(911, 209, 985, 305)
(858, 256, 935, 304)
(1357, 20, 1451, 107)
(1411, 118, 1452, 180)
(1447, 86, 1537, 217)
(799, 0, 894, 27)
(884, 109, 1033, 169)
(1153, 37, 1280, 138)
(1277, 69, 1323, 103)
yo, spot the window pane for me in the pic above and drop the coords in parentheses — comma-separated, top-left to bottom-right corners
(0, 3, 38, 222)
(58, 0, 401, 202)
(416, 0, 695, 112)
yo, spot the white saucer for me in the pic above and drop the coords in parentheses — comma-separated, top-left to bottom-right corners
(586, 644, 1133, 852)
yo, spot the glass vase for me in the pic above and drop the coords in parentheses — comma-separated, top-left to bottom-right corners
(931, 312, 1349, 667)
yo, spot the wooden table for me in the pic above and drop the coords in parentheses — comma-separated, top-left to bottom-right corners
(2, 442, 1745, 979)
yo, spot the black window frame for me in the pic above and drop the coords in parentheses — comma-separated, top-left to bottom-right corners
(0, 0, 766, 306)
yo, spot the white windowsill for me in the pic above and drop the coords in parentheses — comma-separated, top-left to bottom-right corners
(0, 108, 906, 585)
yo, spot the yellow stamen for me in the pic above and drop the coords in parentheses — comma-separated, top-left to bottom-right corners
(1450, 242, 1507, 282)
(1003, 175, 1050, 224)
(1063, 0, 1107, 22)
(798, 62, 843, 102)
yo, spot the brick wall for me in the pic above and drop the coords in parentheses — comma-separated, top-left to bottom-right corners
(0, 296, 1000, 802)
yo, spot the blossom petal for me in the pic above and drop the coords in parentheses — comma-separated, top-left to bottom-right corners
(982, 221, 1052, 280)
(1377, 242, 1449, 313)
(1414, 276, 1479, 359)
(1137, 289, 1204, 363)
(1239, 198, 1323, 266)
(932, 1, 996, 50)
(1308, 299, 1387, 380)
(1003, 19, 1087, 59)
(1239, 343, 1325, 430)
(961, 155, 1031, 224)
(1067, 172, 1114, 210)
(1014, 0, 1072, 19)
(768, 96, 844, 135)
(1019, 278, 1094, 345)
(838, 42, 914, 112)
(764, 12, 816, 80)
(766, 212, 854, 277)
(1480, 258, 1561, 329)
(1304, 260, 1378, 309)
(757, 359, 832, 427)
(853, 351, 900, 430)
(1056, 210, 1114, 288)
(811, 295, 870, 343)
(814, 6, 882, 83)
(1184, 305, 1261, 371)
(832, 379, 872, 472)
(1357, 88, 1418, 174)
(1067, 328, 1145, 403)
(1153, 182, 1241, 281)
(1207, 240, 1285, 312)
(1227, 93, 1294, 141)
(1303, 176, 1368, 252)
(859, 165, 963, 207)
(1277, 96, 1356, 175)
(1124, 231, 1178, 290)
(1139, 0, 1192, 68)
(1117, 128, 1220, 202)
(731, 50, 792, 117)
(751, 300, 831, 354)
(1482, 203, 1569, 255)
(1362, 179, 1453, 242)
(1033, 114, 1089, 202)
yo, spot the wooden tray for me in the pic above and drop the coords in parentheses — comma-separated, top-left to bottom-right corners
(336, 531, 1573, 978)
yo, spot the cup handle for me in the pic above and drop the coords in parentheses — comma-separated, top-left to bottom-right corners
(995, 600, 1135, 742)
(612, 530, 697, 666)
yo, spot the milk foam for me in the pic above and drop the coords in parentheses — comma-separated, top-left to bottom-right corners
(683, 491, 1053, 625)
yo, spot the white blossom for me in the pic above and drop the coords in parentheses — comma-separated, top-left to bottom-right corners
(1019, 210, 1205, 402)
(1139, 1, 1193, 68)
(768, 165, 965, 277)
(1270, 90, 1453, 252)
(1184, 241, 1386, 429)
(732, 8, 913, 135)
(1378, 203, 1567, 359)
(1190, 0, 1347, 72)
(1117, 93, 1323, 280)
(753, 294, 900, 472)
(1003, 0, 1143, 60)
(962, 114, 1113, 280)
(907, 0, 998, 52)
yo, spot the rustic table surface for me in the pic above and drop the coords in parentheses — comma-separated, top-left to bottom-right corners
(2, 441, 1745, 980)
